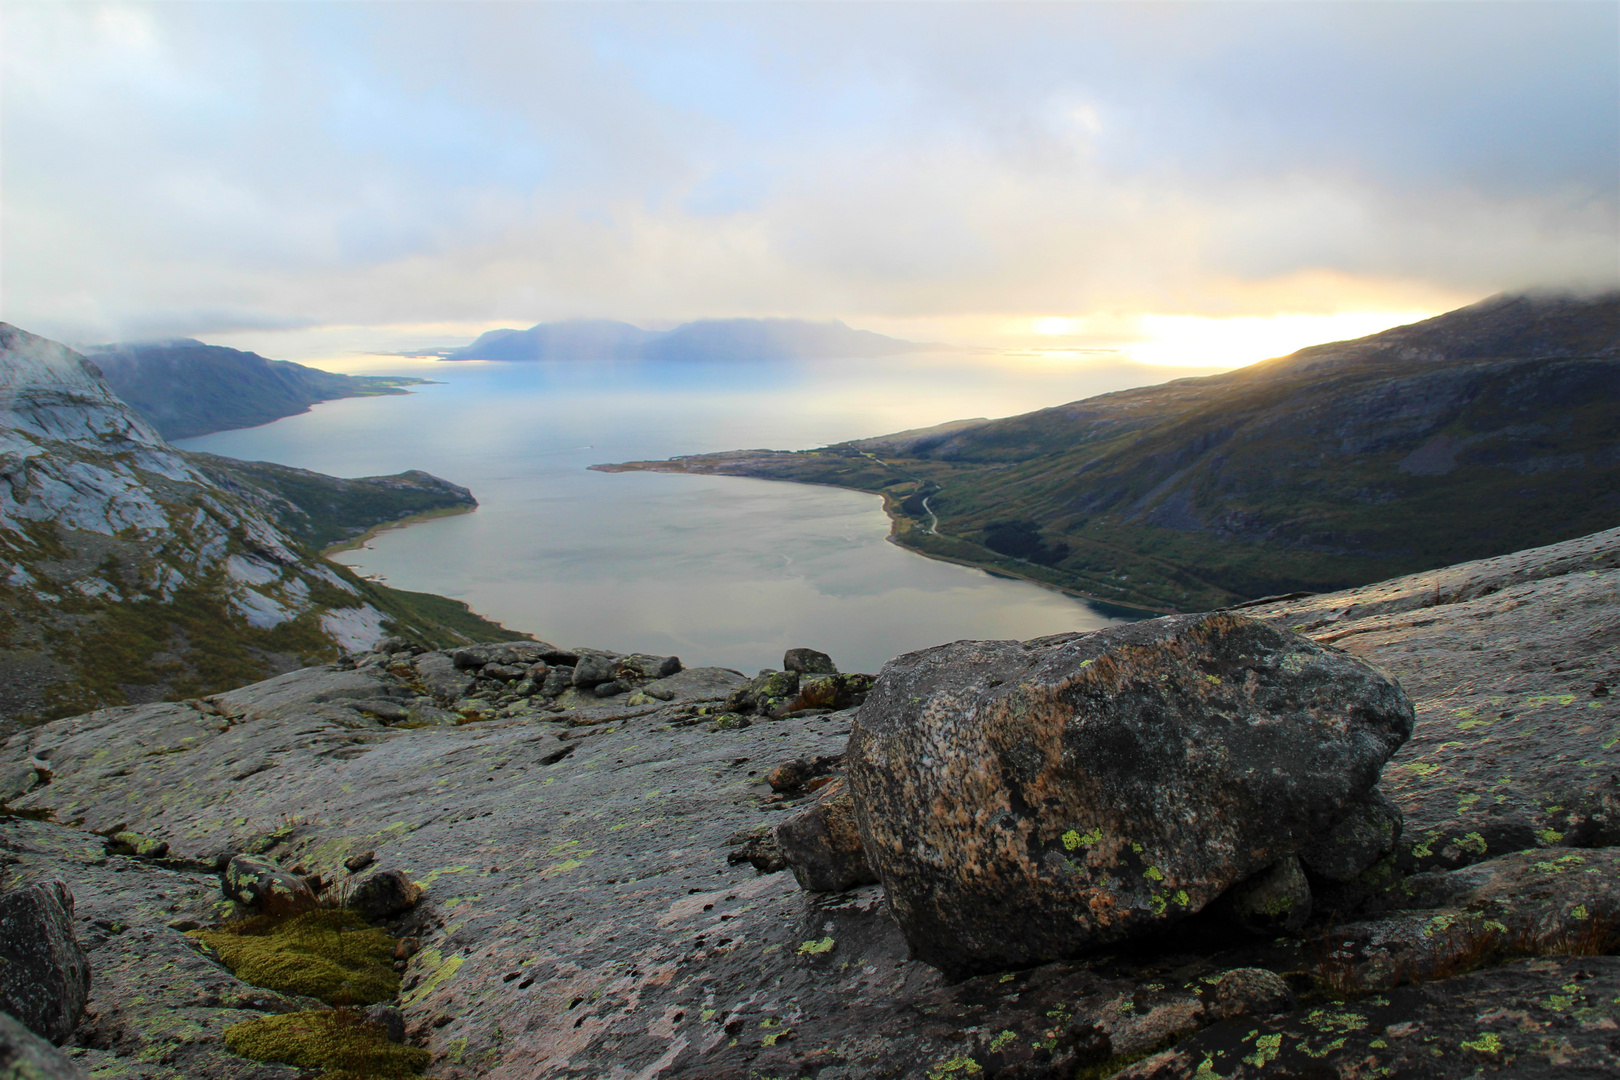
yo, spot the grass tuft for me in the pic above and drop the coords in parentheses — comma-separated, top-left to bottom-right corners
(224, 1007, 429, 1079)
(195, 909, 399, 1006)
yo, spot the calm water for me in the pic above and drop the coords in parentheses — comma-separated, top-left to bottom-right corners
(180, 354, 1206, 673)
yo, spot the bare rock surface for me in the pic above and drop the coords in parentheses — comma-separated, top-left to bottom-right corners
(1244, 523, 1620, 871)
(0, 527, 1615, 1078)
(849, 612, 1412, 977)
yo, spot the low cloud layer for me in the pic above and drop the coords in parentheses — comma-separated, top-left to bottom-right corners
(5, 2, 1615, 351)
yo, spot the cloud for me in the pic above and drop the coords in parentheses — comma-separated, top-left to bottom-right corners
(3, 2, 1614, 348)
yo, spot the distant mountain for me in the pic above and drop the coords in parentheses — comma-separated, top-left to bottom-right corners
(444, 317, 928, 362)
(600, 291, 1620, 613)
(0, 323, 520, 726)
(85, 338, 429, 440)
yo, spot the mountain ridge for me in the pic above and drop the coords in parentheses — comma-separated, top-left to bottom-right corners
(445, 316, 930, 362)
(85, 338, 430, 440)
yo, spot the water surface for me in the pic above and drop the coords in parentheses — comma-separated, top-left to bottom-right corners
(181, 354, 1201, 672)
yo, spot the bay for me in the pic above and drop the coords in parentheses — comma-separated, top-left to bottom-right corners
(179, 353, 1206, 673)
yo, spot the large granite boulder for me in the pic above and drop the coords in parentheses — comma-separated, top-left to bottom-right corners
(0, 1010, 89, 1079)
(848, 612, 1414, 978)
(0, 877, 91, 1043)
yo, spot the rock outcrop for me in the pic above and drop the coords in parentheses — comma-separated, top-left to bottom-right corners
(0, 876, 91, 1043)
(0, 1010, 89, 1080)
(848, 612, 1413, 977)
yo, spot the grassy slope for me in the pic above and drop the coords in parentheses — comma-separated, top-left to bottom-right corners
(603, 294, 1619, 612)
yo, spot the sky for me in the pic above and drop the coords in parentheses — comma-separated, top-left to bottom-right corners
(4, 1, 1616, 368)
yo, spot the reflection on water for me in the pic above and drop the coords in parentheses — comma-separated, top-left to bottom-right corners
(180, 354, 1200, 672)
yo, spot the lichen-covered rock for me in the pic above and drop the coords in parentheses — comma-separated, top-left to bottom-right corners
(0, 877, 90, 1043)
(1223, 856, 1312, 935)
(0, 1010, 89, 1079)
(223, 855, 313, 911)
(1117, 957, 1620, 1080)
(849, 612, 1414, 977)
(790, 672, 875, 712)
(1299, 785, 1402, 882)
(571, 653, 619, 688)
(783, 648, 838, 675)
(614, 654, 682, 681)
(347, 869, 421, 920)
(1209, 967, 1294, 1020)
(774, 779, 878, 893)
(726, 670, 800, 716)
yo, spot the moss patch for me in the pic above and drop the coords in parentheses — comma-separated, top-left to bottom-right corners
(224, 1008, 429, 1079)
(195, 910, 399, 1006)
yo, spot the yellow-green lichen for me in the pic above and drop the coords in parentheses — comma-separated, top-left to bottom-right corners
(223, 1009, 430, 1079)
(797, 937, 835, 955)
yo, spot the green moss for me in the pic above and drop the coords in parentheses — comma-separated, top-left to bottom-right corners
(195, 910, 399, 1006)
(223, 1009, 429, 1079)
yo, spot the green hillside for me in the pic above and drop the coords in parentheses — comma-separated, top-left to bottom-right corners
(601, 292, 1619, 612)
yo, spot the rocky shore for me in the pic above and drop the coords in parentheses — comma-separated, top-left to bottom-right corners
(2, 525, 1617, 1078)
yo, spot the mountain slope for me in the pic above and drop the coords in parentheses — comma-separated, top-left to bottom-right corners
(0, 324, 519, 727)
(86, 338, 430, 440)
(599, 291, 1620, 612)
(444, 317, 927, 362)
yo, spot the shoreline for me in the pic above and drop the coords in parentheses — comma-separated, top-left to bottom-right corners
(321, 503, 476, 557)
(594, 459, 1167, 617)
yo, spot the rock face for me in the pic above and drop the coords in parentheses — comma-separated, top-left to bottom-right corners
(848, 612, 1413, 977)
(0, 1010, 90, 1080)
(0, 877, 91, 1043)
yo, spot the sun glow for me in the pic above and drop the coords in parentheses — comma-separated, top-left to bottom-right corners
(1123, 310, 1440, 368)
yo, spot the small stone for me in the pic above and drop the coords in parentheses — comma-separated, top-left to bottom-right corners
(783, 648, 838, 675)
(1210, 967, 1296, 1020)
(483, 663, 527, 682)
(222, 854, 314, 912)
(393, 936, 421, 960)
(593, 680, 625, 698)
(362, 1004, 406, 1043)
(1225, 856, 1313, 935)
(349, 869, 423, 920)
(726, 825, 787, 874)
(165, 918, 201, 932)
(774, 779, 878, 892)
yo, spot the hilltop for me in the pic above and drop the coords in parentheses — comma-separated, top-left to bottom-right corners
(601, 291, 1620, 612)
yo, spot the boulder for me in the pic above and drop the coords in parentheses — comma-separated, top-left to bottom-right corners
(615, 654, 683, 681)
(726, 670, 799, 716)
(725, 825, 787, 874)
(222, 854, 314, 912)
(790, 673, 874, 712)
(482, 663, 528, 682)
(774, 779, 878, 893)
(592, 680, 625, 698)
(0, 877, 91, 1043)
(571, 653, 619, 688)
(847, 612, 1413, 978)
(0, 1011, 89, 1078)
(1209, 968, 1295, 1020)
(1299, 786, 1403, 882)
(1222, 856, 1312, 935)
(783, 648, 838, 675)
(348, 869, 422, 920)
(412, 653, 473, 704)
(539, 667, 574, 698)
(362, 1004, 406, 1044)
